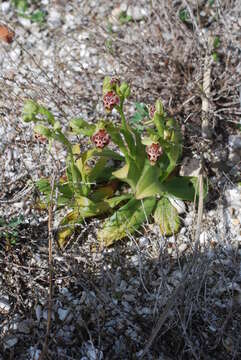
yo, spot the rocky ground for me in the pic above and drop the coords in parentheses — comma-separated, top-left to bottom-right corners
(0, 1, 241, 359)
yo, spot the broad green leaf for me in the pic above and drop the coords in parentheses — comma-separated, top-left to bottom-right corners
(58, 198, 111, 248)
(153, 112, 164, 138)
(162, 118, 182, 180)
(57, 210, 83, 249)
(106, 193, 132, 208)
(106, 125, 128, 157)
(70, 118, 95, 136)
(135, 160, 164, 199)
(36, 179, 51, 195)
(58, 182, 74, 199)
(88, 157, 108, 182)
(121, 128, 136, 157)
(98, 197, 156, 246)
(154, 197, 180, 235)
(113, 161, 141, 192)
(162, 176, 207, 201)
(90, 181, 119, 202)
(92, 148, 124, 161)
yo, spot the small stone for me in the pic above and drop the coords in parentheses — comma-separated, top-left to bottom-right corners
(139, 237, 149, 247)
(168, 197, 186, 214)
(200, 231, 208, 245)
(18, 17, 32, 28)
(225, 188, 241, 209)
(127, 6, 148, 21)
(0, 297, 10, 314)
(35, 305, 42, 322)
(228, 135, 241, 151)
(48, 8, 62, 28)
(3, 336, 18, 350)
(184, 214, 193, 226)
(29, 347, 41, 360)
(180, 157, 201, 177)
(58, 308, 69, 321)
(178, 243, 187, 253)
(18, 320, 30, 334)
(1, 2, 11, 14)
(130, 255, 139, 266)
(110, 6, 122, 24)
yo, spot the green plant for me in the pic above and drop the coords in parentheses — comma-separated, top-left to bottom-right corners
(11, 0, 46, 24)
(22, 77, 207, 247)
(130, 102, 149, 132)
(0, 215, 24, 246)
(118, 11, 132, 25)
(212, 36, 221, 62)
(179, 8, 190, 23)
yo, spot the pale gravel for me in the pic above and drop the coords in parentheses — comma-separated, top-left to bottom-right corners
(0, 1, 241, 359)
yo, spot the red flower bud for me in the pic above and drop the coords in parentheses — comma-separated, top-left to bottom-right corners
(91, 129, 110, 149)
(149, 105, 156, 119)
(146, 143, 163, 165)
(103, 91, 120, 111)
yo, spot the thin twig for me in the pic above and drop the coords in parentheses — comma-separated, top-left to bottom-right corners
(39, 174, 55, 360)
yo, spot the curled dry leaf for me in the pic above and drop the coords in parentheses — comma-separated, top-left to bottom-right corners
(0, 25, 14, 44)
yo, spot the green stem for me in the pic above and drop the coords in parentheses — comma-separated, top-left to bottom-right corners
(118, 105, 128, 131)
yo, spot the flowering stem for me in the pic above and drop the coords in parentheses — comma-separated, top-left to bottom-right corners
(117, 104, 128, 131)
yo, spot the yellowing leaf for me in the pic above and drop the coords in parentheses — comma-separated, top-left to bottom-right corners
(98, 197, 156, 246)
(154, 197, 180, 235)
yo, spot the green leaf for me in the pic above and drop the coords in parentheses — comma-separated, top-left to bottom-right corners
(162, 176, 208, 201)
(98, 197, 156, 246)
(179, 8, 190, 22)
(70, 118, 95, 136)
(22, 100, 55, 126)
(22, 100, 39, 122)
(34, 125, 52, 139)
(57, 210, 83, 249)
(119, 11, 132, 24)
(106, 125, 129, 157)
(92, 148, 124, 161)
(102, 76, 112, 95)
(135, 160, 164, 199)
(154, 197, 180, 235)
(162, 118, 182, 180)
(58, 198, 111, 248)
(106, 194, 132, 208)
(213, 36, 220, 49)
(90, 181, 118, 202)
(38, 104, 55, 126)
(12, 0, 28, 13)
(30, 10, 46, 23)
(36, 179, 51, 195)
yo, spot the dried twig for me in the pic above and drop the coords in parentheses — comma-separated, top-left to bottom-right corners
(39, 174, 55, 360)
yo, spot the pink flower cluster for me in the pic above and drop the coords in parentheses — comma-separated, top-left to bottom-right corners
(146, 143, 163, 165)
(103, 91, 120, 111)
(91, 129, 110, 149)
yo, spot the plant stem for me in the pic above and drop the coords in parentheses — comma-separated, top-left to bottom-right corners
(118, 105, 128, 131)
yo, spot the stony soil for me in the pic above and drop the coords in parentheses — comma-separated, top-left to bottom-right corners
(0, 1, 241, 359)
